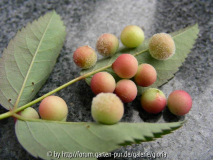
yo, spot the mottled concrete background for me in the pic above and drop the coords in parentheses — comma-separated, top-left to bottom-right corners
(0, 0, 212, 160)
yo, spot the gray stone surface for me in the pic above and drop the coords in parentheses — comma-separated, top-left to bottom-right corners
(0, 0, 212, 160)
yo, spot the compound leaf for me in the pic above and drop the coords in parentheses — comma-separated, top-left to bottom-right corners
(0, 11, 66, 110)
(15, 120, 184, 160)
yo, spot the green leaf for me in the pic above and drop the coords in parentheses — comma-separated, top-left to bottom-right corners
(0, 11, 66, 110)
(15, 120, 184, 160)
(81, 24, 199, 94)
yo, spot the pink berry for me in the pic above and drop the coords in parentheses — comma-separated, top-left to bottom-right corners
(96, 33, 119, 57)
(114, 79, 137, 103)
(39, 96, 68, 121)
(73, 45, 97, 69)
(167, 90, 192, 116)
(90, 72, 116, 95)
(134, 63, 157, 87)
(141, 88, 166, 114)
(112, 54, 138, 78)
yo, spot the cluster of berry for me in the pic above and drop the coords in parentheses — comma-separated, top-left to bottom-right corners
(90, 54, 192, 125)
(72, 25, 192, 125)
(19, 25, 192, 124)
(73, 25, 145, 69)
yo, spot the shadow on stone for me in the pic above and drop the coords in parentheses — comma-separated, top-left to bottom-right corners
(121, 103, 134, 122)
(162, 107, 185, 122)
(138, 109, 162, 123)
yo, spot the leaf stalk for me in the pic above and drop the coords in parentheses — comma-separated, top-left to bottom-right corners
(0, 64, 112, 120)
(0, 48, 148, 120)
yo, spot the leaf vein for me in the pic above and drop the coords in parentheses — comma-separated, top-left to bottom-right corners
(60, 124, 96, 152)
(38, 46, 59, 53)
(25, 121, 49, 156)
(13, 12, 55, 109)
(44, 122, 70, 152)
(29, 23, 41, 41)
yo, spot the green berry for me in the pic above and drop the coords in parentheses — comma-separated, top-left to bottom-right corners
(61, 116, 67, 122)
(91, 93, 124, 125)
(20, 107, 39, 119)
(149, 33, 175, 60)
(120, 25, 145, 48)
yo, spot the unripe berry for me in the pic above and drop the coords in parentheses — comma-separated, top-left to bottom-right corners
(61, 116, 67, 122)
(167, 90, 192, 116)
(149, 33, 175, 60)
(120, 25, 145, 48)
(141, 88, 166, 114)
(91, 93, 124, 125)
(114, 79, 137, 103)
(134, 64, 157, 87)
(73, 45, 97, 69)
(39, 96, 68, 121)
(20, 107, 39, 119)
(90, 72, 116, 95)
(112, 54, 138, 78)
(96, 33, 119, 57)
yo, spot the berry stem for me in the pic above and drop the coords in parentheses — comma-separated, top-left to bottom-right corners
(0, 48, 149, 120)
(0, 111, 13, 120)
(0, 64, 111, 120)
